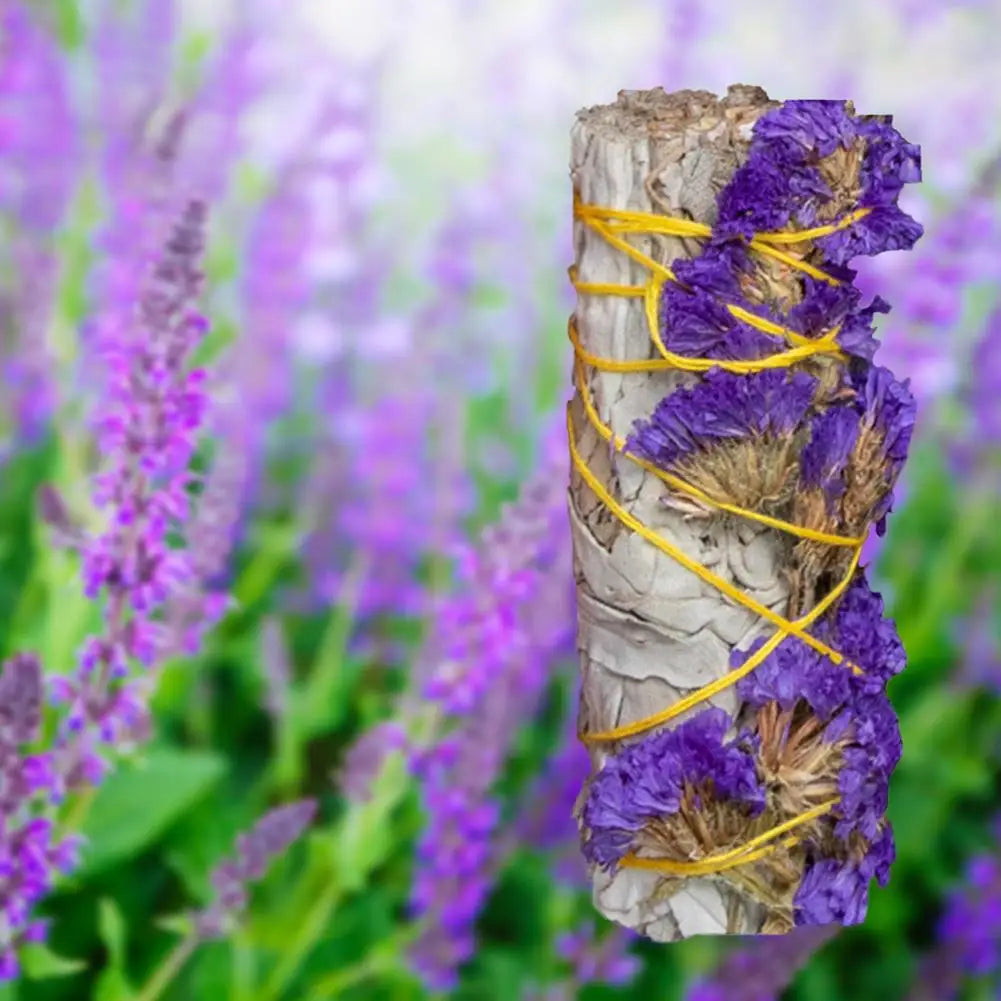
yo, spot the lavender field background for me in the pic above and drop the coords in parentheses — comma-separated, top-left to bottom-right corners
(1, 0, 1000, 999)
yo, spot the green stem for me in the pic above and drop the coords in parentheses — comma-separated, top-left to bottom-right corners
(133, 935, 199, 1001)
(253, 881, 341, 1001)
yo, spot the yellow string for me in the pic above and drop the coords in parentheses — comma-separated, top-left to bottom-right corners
(567, 407, 863, 696)
(570, 361, 863, 548)
(569, 194, 874, 877)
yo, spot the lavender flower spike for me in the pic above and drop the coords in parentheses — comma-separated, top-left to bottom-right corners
(195, 800, 317, 940)
(0, 653, 82, 979)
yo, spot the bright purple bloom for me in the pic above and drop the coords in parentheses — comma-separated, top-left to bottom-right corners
(801, 407, 861, 505)
(626, 368, 817, 469)
(581, 708, 765, 870)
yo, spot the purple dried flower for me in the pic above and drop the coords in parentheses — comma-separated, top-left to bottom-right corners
(733, 638, 851, 722)
(794, 825, 895, 926)
(801, 407, 861, 505)
(194, 800, 317, 940)
(581, 708, 765, 870)
(858, 364, 916, 474)
(627, 368, 817, 470)
(660, 280, 781, 361)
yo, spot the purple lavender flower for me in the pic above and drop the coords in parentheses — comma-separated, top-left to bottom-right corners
(952, 305, 1001, 490)
(684, 924, 839, 1001)
(11, 202, 219, 972)
(581, 708, 765, 870)
(0, 654, 83, 977)
(51, 202, 212, 780)
(555, 923, 639, 988)
(194, 800, 317, 940)
(408, 429, 575, 989)
(0, 2, 80, 451)
(935, 853, 1001, 978)
(626, 368, 817, 470)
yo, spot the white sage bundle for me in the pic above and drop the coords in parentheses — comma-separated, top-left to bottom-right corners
(567, 86, 921, 939)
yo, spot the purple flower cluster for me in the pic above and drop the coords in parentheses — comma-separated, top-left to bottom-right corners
(798, 362, 915, 528)
(0, 201, 219, 975)
(658, 100, 921, 365)
(800, 408, 859, 506)
(0, 3, 80, 452)
(684, 924, 839, 1001)
(912, 845, 1001, 1000)
(554, 924, 639, 988)
(194, 800, 317, 940)
(0, 655, 82, 977)
(793, 826, 895, 926)
(407, 428, 575, 989)
(731, 574, 903, 923)
(44, 201, 211, 790)
(581, 707, 765, 869)
(626, 368, 817, 469)
(716, 100, 921, 253)
(736, 575, 906, 708)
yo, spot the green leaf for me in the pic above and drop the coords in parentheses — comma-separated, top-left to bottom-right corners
(93, 967, 135, 1001)
(154, 914, 195, 937)
(98, 898, 128, 968)
(20, 943, 87, 979)
(335, 752, 410, 892)
(79, 749, 227, 876)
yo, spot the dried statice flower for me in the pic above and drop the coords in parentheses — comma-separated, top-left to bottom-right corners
(194, 800, 317, 940)
(729, 588, 901, 925)
(580, 708, 766, 870)
(793, 825, 895, 926)
(736, 574, 906, 707)
(800, 408, 860, 507)
(658, 100, 920, 368)
(627, 369, 817, 469)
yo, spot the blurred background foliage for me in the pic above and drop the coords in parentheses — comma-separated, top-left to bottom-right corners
(0, 1, 1000, 1000)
